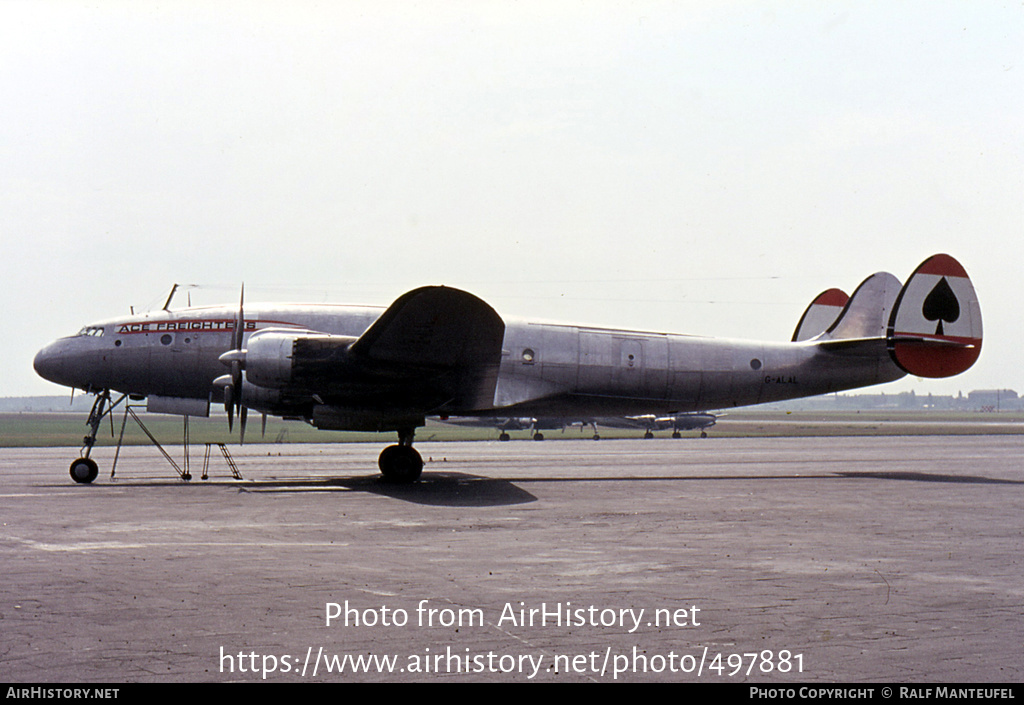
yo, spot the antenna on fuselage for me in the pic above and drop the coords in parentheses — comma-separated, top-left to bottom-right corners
(162, 284, 179, 311)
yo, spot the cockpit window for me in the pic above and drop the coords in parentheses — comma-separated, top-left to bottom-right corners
(76, 326, 105, 337)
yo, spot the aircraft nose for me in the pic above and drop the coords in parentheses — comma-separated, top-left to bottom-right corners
(33, 341, 68, 386)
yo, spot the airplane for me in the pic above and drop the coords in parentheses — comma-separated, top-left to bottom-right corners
(595, 412, 718, 439)
(33, 254, 982, 484)
(436, 415, 561, 441)
(438, 412, 718, 440)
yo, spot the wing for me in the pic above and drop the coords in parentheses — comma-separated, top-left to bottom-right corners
(241, 286, 506, 432)
(344, 286, 506, 412)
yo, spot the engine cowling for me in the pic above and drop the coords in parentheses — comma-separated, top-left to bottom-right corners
(243, 330, 357, 390)
(244, 331, 298, 388)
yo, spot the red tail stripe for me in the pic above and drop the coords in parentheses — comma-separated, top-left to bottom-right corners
(814, 288, 850, 307)
(915, 254, 969, 278)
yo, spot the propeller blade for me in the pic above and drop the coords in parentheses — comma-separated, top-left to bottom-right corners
(239, 406, 247, 445)
(217, 284, 247, 440)
(230, 360, 242, 394)
(234, 284, 245, 352)
(224, 385, 234, 432)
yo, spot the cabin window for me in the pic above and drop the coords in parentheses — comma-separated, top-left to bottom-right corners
(160, 334, 173, 346)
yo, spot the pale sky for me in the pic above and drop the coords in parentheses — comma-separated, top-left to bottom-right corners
(3, 1, 1021, 398)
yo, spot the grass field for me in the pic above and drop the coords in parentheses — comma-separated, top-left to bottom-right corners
(0, 410, 1021, 448)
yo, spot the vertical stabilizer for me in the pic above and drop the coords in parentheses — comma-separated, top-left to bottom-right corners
(792, 288, 849, 342)
(820, 272, 902, 341)
(887, 254, 982, 377)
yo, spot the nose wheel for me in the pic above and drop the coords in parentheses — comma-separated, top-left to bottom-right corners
(69, 457, 99, 484)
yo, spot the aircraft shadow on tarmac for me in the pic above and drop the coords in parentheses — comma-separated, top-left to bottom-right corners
(50, 467, 1020, 509)
(236, 472, 539, 507)
(834, 470, 1024, 485)
(230, 468, 1022, 507)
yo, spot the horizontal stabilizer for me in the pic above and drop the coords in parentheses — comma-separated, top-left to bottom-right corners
(815, 336, 890, 359)
(887, 254, 982, 377)
(792, 288, 849, 342)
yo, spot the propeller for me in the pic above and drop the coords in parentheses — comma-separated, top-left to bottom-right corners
(214, 285, 248, 443)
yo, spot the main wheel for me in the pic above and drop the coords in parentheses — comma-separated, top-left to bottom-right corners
(70, 457, 99, 484)
(378, 445, 423, 483)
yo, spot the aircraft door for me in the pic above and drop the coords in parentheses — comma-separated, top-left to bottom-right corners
(578, 331, 644, 396)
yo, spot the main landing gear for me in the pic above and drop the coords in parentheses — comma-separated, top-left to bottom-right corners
(378, 427, 423, 483)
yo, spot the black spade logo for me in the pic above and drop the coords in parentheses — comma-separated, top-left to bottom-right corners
(922, 277, 960, 336)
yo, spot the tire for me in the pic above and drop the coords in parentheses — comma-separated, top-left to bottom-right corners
(378, 445, 423, 483)
(70, 458, 99, 484)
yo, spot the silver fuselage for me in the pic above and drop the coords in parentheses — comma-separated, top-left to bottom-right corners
(34, 302, 905, 426)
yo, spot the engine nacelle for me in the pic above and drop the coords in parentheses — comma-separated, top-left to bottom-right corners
(244, 331, 298, 389)
(244, 330, 357, 390)
(238, 378, 282, 413)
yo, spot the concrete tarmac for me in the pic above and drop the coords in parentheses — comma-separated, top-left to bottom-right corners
(1, 435, 1022, 683)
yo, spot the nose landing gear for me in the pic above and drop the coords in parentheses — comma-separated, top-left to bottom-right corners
(65, 389, 240, 483)
(69, 390, 123, 484)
